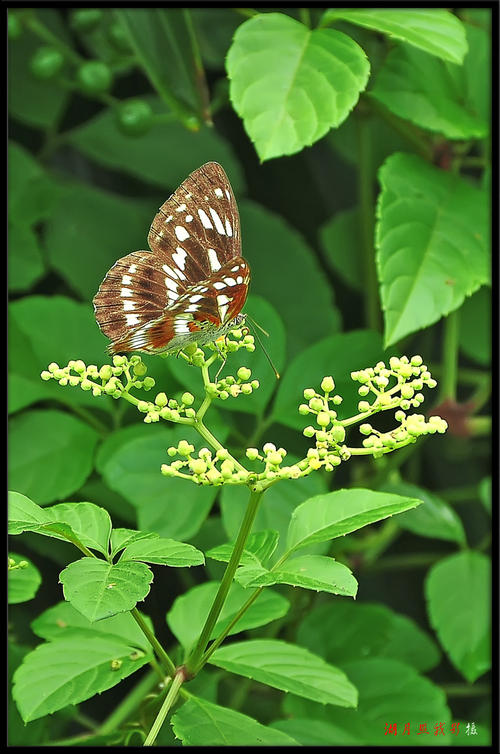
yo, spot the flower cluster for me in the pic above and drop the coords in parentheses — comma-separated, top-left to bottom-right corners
(351, 355, 437, 414)
(40, 355, 154, 399)
(161, 443, 250, 486)
(299, 375, 350, 469)
(205, 367, 260, 402)
(174, 329, 256, 369)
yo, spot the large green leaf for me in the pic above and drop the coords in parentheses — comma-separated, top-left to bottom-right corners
(60, 557, 153, 621)
(322, 9, 467, 64)
(425, 551, 490, 682)
(286, 488, 421, 553)
(12, 636, 150, 722)
(8, 553, 42, 604)
(272, 330, 390, 430)
(120, 536, 204, 567)
(282, 657, 450, 745)
(8, 410, 99, 504)
(210, 639, 357, 708)
(459, 287, 491, 365)
(43, 502, 112, 555)
(320, 207, 363, 291)
(171, 697, 299, 746)
(369, 43, 487, 140)
(8, 295, 114, 415)
(167, 581, 289, 650)
(376, 153, 489, 346)
(67, 98, 244, 193)
(97, 423, 225, 541)
(239, 200, 340, 357)
(227, 12, 369, 160)
(297, 601, 441, 673)
(116, 9, 208, 122)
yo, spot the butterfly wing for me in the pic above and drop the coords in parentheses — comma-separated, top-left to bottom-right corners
(93, 162, 249, 354)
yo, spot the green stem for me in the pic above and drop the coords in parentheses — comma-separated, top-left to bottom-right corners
(185, 488, 264, 675)
(24, 11, 83, 65)
(440, 310, 460, 402)
(143, 673, 181, 746)
(299, 8, 311, 27)
(98, 670, 160, 735)
(182, 9, 212, 125)
(130, 608, 176, 677)
(356, 110, 381, 332)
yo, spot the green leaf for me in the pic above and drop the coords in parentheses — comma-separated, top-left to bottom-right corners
(237, 555, 358, 598)
(110, 528, 159, 558)
(282, 657, 450, 745)
(171, 697, 299, 746)
(167, 581, 289, 650)
(44, 502, 112, 555)
(8, 296, 115, 415)
(227, 12, 369, 161)
(287, 488, 421, 553)
(376, 153, 489, 346)
(44, 182, 152, 302)
(425, 551, 490, 682)
(369, 44, 487, 140)
(382, 481, 466, 545)
(97, 424, 225, 541)
(8, 554, 42, 604)
(12, 636, 150, 722)
(59, 557, 153, 622)
(271, 716, 359, 746)
(320, 207, 363, 291)
(210, 639, 357, 708)
(32, 601, 154, 651)
(272, 330, 390, 430)
(8, 491, 50, 534)
(120, 536, 204, 567)
(459, 287, 491, 365)
(479, 477, 491, 516)
(322, 9, 467, 64)
(67, 97, 244, 193)
(8, 141, 61, 227)
(240, 200, 340, 357)
(8, 10, 69, 128)
(8, 410, 99, 504)
(8, 222, 44, 293)
(167, 296, 286, 416)
(297, 601, 441, 673)
(116, 9, 207, 121)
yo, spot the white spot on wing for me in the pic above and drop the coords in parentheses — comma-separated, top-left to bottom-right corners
(123, 301, 136, 311)
(175, 226, 190, 242)
(121, 288, 133, 297)
(122, 274, 132, 285)
(128, 264, 137, 273)
(189, 294, 203, 303)
(198, 209, 213, 229)
(163, 263, 178, 280)
(209, 207, 225, 235)
(225, 219, 233, 236)
(213, 281, 226, 290)
(214, 188, 224, 198)
(176, 203, 187, 212)
(125, 314, 140, 326)
(185, 215, 193, 222)
(173, 247, 187, 270)
(224, 277, 236, 286)
(236, 275, 243, 284)
(207, 249, 221, 271)
(217, 294, 230, 320)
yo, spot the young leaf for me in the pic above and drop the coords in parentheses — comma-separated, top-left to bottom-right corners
(236, 555, 358, 598)
(171, 697, 299, 746)
(8, 554, 42, 604)
(8, 491, 50, 534)
(208, 530, 280, 566)
(425, 551, 490, 682)
(227, 13, 369, 161)
(167, 581, 289, 650)
(8, 410, 99, 504)
(376, 153, 489, 346)
(59, 557, 153, 622)
(210, 639, 358, 708)
(44, 502, 112, 555)
(12, 636, 150, 722)
(120, 536, 204, 567)
(322, 9, 467, 64)
(287, 488, 421, 553)
(369, 44, 487, 140)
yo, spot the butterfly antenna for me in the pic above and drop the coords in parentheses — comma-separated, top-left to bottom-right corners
(245, 317, 280, 380)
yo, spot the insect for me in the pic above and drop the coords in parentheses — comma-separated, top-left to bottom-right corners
(93, 162, 250, 355)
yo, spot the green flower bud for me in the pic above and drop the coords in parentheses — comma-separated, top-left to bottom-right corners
(237, 366, 251, 381)
(161, 464, 174, 477)
(250, 380, 260, 390)
(411, 355, 423, 366)
(219, 390, 229, 400)
(190, 459, 207, 475)
(263, 442, 276, 453)
(181, 392, 195, 406)
(246, 447, 259, 461)
(116, 98, 154, 137)
(40, 370, 52, 381)
(316, 411, 330, 428)
(143, 377, 155, 390)
(303, 388, 315, 400)
(155, 392, 168, 407)
(360, 423, 372, 435)
(303, 426, 315, 438)
(298, 404, 309, 415)
(401, 384, 414, 399)
(321, 376, 335, 393)
(220, 459, 234, 478)
(77, 61, 113, 95)
(137, 401, 149, 413)
(71, 9, 103, 31)
(177, 440, 194, 456)
(358, 385, 370, 396)
(133, 361, 147, 377)
(332, 395, 343, 405)
(30, 46, 64, 80)
(309, 397, 324, 412)
(267, 451, 282, 466)
(331, 425, 345, 443)
(358, 401, 370, 413)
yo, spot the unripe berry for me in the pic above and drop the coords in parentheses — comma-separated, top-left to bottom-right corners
(77, 61, 113, 95)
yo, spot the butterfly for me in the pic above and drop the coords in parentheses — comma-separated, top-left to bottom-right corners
(93, 162, 250, 355)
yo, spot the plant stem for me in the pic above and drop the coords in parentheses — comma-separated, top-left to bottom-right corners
(356, 110, 381, 332)
(98, 669, 160, 735)
(130, 608, 176, 677)
(144, 672, 182, 746)
(185, 488, 264, 675)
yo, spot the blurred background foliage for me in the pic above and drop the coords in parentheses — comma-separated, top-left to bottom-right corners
(8, 6, 492, 746)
